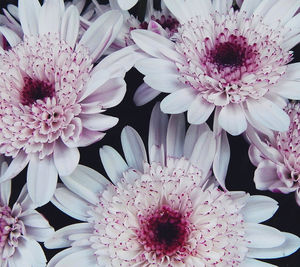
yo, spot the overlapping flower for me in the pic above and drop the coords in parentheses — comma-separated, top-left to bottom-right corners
(45, 104, 300, 266)
(131, 0, 300, 135)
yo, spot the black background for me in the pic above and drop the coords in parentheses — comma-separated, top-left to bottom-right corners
(1, 0, 300, 266)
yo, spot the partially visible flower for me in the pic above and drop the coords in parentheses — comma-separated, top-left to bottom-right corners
(45, 104, 300, 266)
(247, 101, 300, 206)
(132, 0, 300, 135)
(0, 0, 137, 206)
(0, 156, 54, 266)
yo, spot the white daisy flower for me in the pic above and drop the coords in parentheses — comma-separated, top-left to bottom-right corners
(0, 0, 139, 206)
(131, 0, 300, 136)
(45, 104, 300, 266)
(247, 101, 300, 206)
(0, 156, 54, 267)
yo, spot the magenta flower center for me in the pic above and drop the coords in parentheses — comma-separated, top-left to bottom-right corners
(212, 41, 243, 67)
(21, 77, 55, 106)
(137, 205, 189, 256)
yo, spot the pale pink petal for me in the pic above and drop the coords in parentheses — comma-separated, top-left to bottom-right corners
(60, 5, 79, 48)
(240, 258, 277, 267)
(99, 146, 128, 184)
(245, 223, 285, 248)
(213, 129, 230, 189)
(0, 161, 11, 205)
(253, 160, 279, 190)
(247, 97, 290, 132)
(248, 145, 264, 167)
(53, 140, 80, 176)
(218, 104, 247, 136)
(79, 10, 123, 62)
(270, 80, 300, 100)
(81, 77, 126, 109)
(45, 223, 92, 249)
(166, 113, 185, 158)
(121, 126, 147, 172)
(187, 96, 215, 125)
(160, 89, 196, 114)
(135, 58, 178, 76)
(117, 0, 138, 10)
(242, 195, 278, 223)
(47, 247, 84, 267)
(247, 233, 300, 259)
(0, 26, 21, 46)
(27, 155, 58, 206)
(38, 0, 64, 35)
(0, 151, 29, 183)
(148, 102, 168, 165)
(133, 82, 160, 106)
(74, 128, 106, 147)
(60, 165, 109, 205)
(213, 0, 232, 13)
(80, 113, 118, 131)
(51, 184, 90, 221)
(18, 0, 41, 36)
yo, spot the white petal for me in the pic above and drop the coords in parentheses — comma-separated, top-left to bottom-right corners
(166, 113, 185, 158)
(0, 26, 21, 47)
(99, 146, 128, 184)
(27, 155, 58, 207)
(148, 102, 168, 165)
(45, 223, 92, 249)
(270, 80, 300, 100)
(121, 126, 147, 172)
(213, 129, 230, 189)
(189, 129, 216, 178)
(184, 123, 211, 159)
(247, 98, 290, 132)
(47, 247, 84, 267)
(245, 223, 285, 248)
(218, 104, 247, 136)
(54, 141, 80, 176)
(25, 239, 47, 266)
(20, 210, 52, 229)
(117, 0, 137, 10)
(18, 0, 41, 36)
(25, 224, 54, 242)
(74, 128, 106, 147)
(60, 5, 79, 48)
(144, 74, 185, 93)
(49, 248, 98, 267)
(51, 184, 90, 221)
(135, 58, 178, 76)
(240, 258, 277, 267)
(39, 0, 64, 35)
(0, 151, 29, 183)
(131, 29, 182, 62)
(213, 0, 232, 13)
(0, 161, 11, 205)
(60, 165, 109, 205)
(247, 232, 300, 259)
(187, 96, 215, 124)
(81, 77, 126, 109)
(79, 10, 123, 62)
(80, 113, 118, 131)
(253, 160, 279, 190)
(161, 89, 196, 114)
(163, 0, 196, 23)
(133, 82, 160, 106)
(242, 195, 278, 223)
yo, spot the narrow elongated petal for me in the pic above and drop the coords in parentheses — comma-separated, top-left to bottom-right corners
(18, 0, 41, 36)
(60, 5, 79, 48)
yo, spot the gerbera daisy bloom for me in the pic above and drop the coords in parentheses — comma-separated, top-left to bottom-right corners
(247, 101, 300, 206)
(0, 156, 54, 266)
(0, 0, 138, 206)
(45, 104, 300, 266)
(131, 0, 300, 136)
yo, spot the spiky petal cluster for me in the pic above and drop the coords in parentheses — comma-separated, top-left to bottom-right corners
(131, 0, 300, 135)
(248, 102, 300, 205)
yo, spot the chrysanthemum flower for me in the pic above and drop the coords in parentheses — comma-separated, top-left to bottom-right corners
(0, 0, 138, 206)
(131, 0, 300, 136)
(0, 156, 54, 266)
(45, 104, 300, 266)
(247, 101, 300, 206)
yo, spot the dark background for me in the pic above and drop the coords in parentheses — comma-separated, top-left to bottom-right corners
(1, 0, 300, 266)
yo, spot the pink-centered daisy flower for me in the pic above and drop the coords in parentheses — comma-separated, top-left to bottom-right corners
(247, 101, 300, 206)
(45, 104, 300, 266)
(0, 156, 54, 267)
(0, 0, 139, 206)
(131, 0, 300, 136)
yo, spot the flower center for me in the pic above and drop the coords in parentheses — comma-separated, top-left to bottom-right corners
(137, 205, 189, 256)
(212, 41, 243, 67)
(20, 77, 55, 106)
